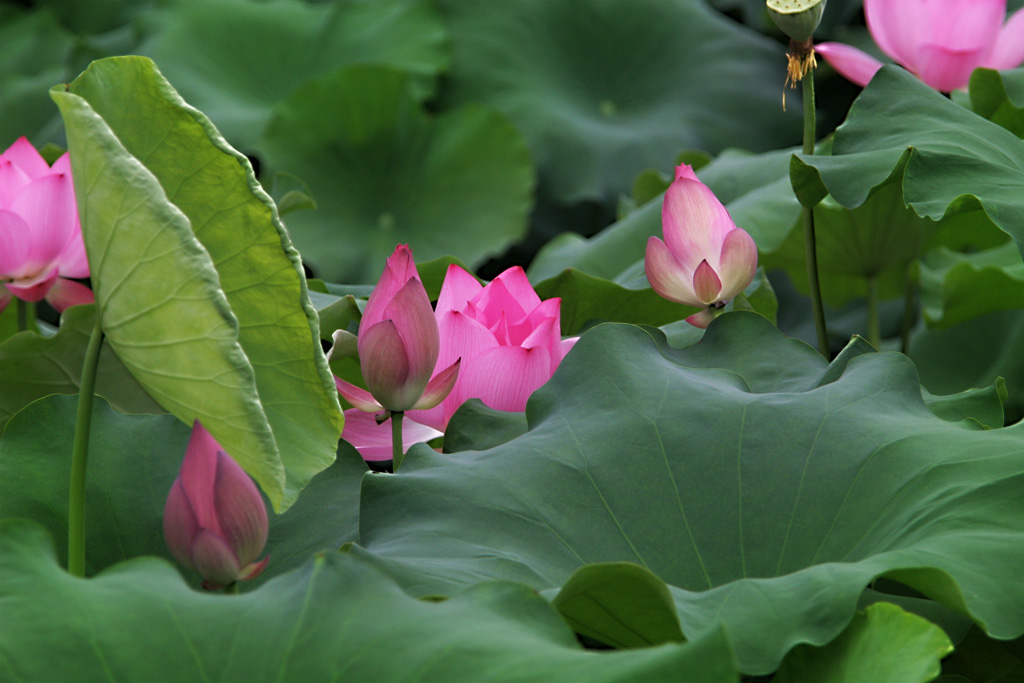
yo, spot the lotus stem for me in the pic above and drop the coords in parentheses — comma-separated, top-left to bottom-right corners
(797, 41, 829, 358)
(391, 410, 405, 471)
(866, 275, 881, 349)
(901, 264, 917, 355)
(15, 299, 36, 333)
(68, 313, 104, 578)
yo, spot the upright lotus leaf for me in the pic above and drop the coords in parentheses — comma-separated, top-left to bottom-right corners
(138, 0, 449, 149)
(0, 305, 163, 430)
(791, 67, 1024, 257)
(773, 603, 952, 683)
(261, 65, 534, 283)
(0, 520, 739, 682)
(436, 0, 800, 203)
(51, 56, 344, 510)
(353, 314, 1024, 673)
(969, 67, 1024, 138)
(920, 242, 1024, 328)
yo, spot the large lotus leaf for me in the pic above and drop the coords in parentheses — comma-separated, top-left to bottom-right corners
(261, 65, 534, 283)
(0, 519, 739, 682)
(773, 602, 952, 683)
(0, 394, 366, 583)
(909, 309, 1024, 425)
(969, 67, 1024, 138)
(0, 305, 162, 430)
(791, 67, 1024, 255)
(137, 0, 448, 150)
(920, 242, 1024, 328)
(352, 313, 1024, 674)
(0, 7, 73, 147)
(51, 56, 343, 510)
(435, 0, 800, 204)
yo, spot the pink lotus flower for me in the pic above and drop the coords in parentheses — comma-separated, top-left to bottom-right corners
(645, 165, 758, 329)
(0, 137, 93, 313)
(340, 409, 443, 462)
(816, 0, 1024, 92)
(407, 265, 577, 432)
(163, 421, 269, 590)
(335, 245, 460, 413)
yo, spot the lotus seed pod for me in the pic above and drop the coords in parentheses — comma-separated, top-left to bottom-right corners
(767, 0, 826, 42)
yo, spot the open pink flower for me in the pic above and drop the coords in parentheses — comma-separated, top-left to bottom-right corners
(335, 245, 460, 413)
(816, 0, 1024, 92)
(408, 265, 577, 432)
(163, 421, 269, 590)
(0, 137, 93, 313)
(645, 165, 758, 328)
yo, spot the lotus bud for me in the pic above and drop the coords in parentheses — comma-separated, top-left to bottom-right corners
(767, 0, 826, 42)
(334, 245, 460, 413)
(163, 421, 269, 590)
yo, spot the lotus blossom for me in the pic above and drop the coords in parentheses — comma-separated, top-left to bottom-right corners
(163, 421, 269, 590)
(0, 137, 93, 313)
(407, 265, 578, 432)
(644, 165, 757, 329)
(334, 245, 460, 414)
(816, 0, 1024, 92)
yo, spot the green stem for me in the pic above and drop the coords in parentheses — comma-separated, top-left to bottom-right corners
(901, 266, 917, 355)
(391, 411, 405, 471)
(866, 275, 881, 350)
(67, 314, 104, 578)
(225, 582, 239, 595)
(800, 51, 829, 358)
(15, 299, 36, 333)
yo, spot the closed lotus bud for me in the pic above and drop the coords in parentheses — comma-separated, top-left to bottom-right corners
(767, 0, 826, 42)
(163, 421, 269, 590)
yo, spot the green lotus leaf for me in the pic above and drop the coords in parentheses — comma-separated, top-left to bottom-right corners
(261, 65, 535, 283)
(436, 0, 800, 203)
(0, 519, 739, 681)
(0, 394, 366, 583)
(0, 305, 162, 430)
(352, 314, 1024, 673)
(969, 67, 1024, 138)
(137, 0, 449, 150)
(51, 56, 343, 510)
(773, 602, 952, 683)
(791, 67, 1024, 258)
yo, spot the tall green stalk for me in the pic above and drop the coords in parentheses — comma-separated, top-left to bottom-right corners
(800, 56, 829, 358)
(901, 266, 917, 355)
(67, 314, 104, 578)
(391, 411, 406, 471)
(866, 275, 880, 349)
(15, 299, 36, 333)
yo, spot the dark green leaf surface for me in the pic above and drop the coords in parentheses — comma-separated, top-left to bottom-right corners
(437, 0, 800, 203)
(262, 66, 535, 283)
(353, 314, 1024, 673)
(0, 519, 739, 682)
(773, 602, 952, 683)
(52, 56, 343, 510)
(920, 242, 1024, 328)
(138, 0, 449, 149)
(969, 67, 1024, 138)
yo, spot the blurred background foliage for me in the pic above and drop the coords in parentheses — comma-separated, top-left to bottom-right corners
(5, 0, 1024, 423)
